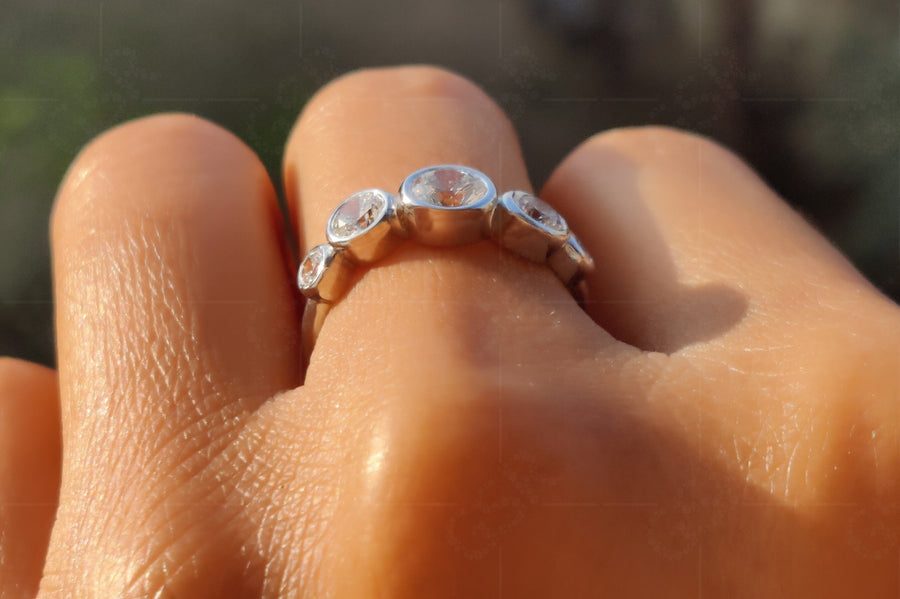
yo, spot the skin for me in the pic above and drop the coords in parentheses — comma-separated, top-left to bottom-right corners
(0, 65, 897, 598)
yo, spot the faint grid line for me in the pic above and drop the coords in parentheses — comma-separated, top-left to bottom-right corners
(740, 501, 859, 506)
(327, 95, 500, 104)
(0, 98, 60, 102)
(497, 0, 503, 58)
(896, 141, 900, 421)
(141, 97, 260, 103)
(298, 1, 303, 58)
(5, 299, 251, 306)
(698, 546, 703, 599)
(694, 136, 704, 550)
(697, 0, 703, 59)
(347, 297, 652, 307)
(498, 546, 503, 599)
(497, 138, 504, 464)
(543, 97, 658, 103)
(698, 139, 704, 258)
(377, 501, 458, 507)
(99, 2, 104, 59)
(536, 502, 659, 507)
(497, 281, 503, 460)
(498, 390, 503, 462)
(740, 97, 856, 102)
(887, 14, 897, 586)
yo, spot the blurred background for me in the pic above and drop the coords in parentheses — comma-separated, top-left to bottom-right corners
(1, 0, 897, 367)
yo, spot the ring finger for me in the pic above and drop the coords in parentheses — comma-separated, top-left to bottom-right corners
(265, 66, 618, 594)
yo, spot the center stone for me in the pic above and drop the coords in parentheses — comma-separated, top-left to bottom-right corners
(409, 166, 488, 208)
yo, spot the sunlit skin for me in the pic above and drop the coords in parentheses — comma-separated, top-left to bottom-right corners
(0, 66, 897, 598)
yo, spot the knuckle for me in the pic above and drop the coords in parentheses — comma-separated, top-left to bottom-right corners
(42, 480, 264, 597)
(582, 125, 746, 170)
(0, 357, 53, 400)
(51, 113, 258, 238)
(0, 356, 25, 384)
(295, 65, 513, 139)
(315, 65, 490, 110)
(378, 65, 497, 107)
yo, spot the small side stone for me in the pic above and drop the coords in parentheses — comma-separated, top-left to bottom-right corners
(298, 245, 328, 289)
(329, 190, 386, 240)
(512, 192, 567, 235)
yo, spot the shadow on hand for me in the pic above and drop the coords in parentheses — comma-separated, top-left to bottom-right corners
(548, 143, 749, 354)
(359, 382, 893, 598)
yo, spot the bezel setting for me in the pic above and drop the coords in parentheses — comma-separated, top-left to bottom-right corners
(326, 189, 403, 263)
(492, 190, 569, 263)
(297, 243, 352, 303)
(298, 164, 596, 364)
(398, 165, 497, 245)
(548, 233, 594, 287)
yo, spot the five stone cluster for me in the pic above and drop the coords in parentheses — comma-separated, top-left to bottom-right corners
(297, 165, 594, 304)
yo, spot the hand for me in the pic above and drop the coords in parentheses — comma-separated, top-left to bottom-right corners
(2, 66, 898, 598)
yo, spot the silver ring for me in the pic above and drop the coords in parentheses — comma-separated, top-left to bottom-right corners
(297, 165, 594, 363)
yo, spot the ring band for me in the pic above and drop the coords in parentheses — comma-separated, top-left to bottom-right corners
(298, 165, 594, 363)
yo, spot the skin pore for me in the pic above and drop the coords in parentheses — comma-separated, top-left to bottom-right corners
(1, 66, 898, 598)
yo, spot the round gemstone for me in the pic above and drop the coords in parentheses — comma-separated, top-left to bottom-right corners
(298, 244, 330, 289)
(511, 191, 567, 235)
(408, 166, 489, 208)
(328, 190, 387, 241)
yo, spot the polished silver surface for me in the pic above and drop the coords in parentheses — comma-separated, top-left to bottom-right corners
(301, 299, 331, 368)
(298, 165, 594, 360)
(398, 165, 497, 245)
(548, 233, 594, 287)
(492, 190, 569, 263)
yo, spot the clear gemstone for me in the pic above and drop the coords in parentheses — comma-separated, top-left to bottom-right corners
(512, 192, 567, 235)
(328, 190, 386, 240)
(298, 245, 328, 289)
(409, 166, 488, 208)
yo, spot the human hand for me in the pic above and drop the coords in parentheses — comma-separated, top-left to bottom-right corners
(2, 66, 898, 598)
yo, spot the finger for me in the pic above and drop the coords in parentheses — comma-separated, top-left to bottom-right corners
(541, 126, 886, 353)
(265, 65, 623, 595)
(284, 66, 613, 384)
(0, 358, 60, 598)
(45, 114, 298, 592)
(542, 127, 900, 596)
